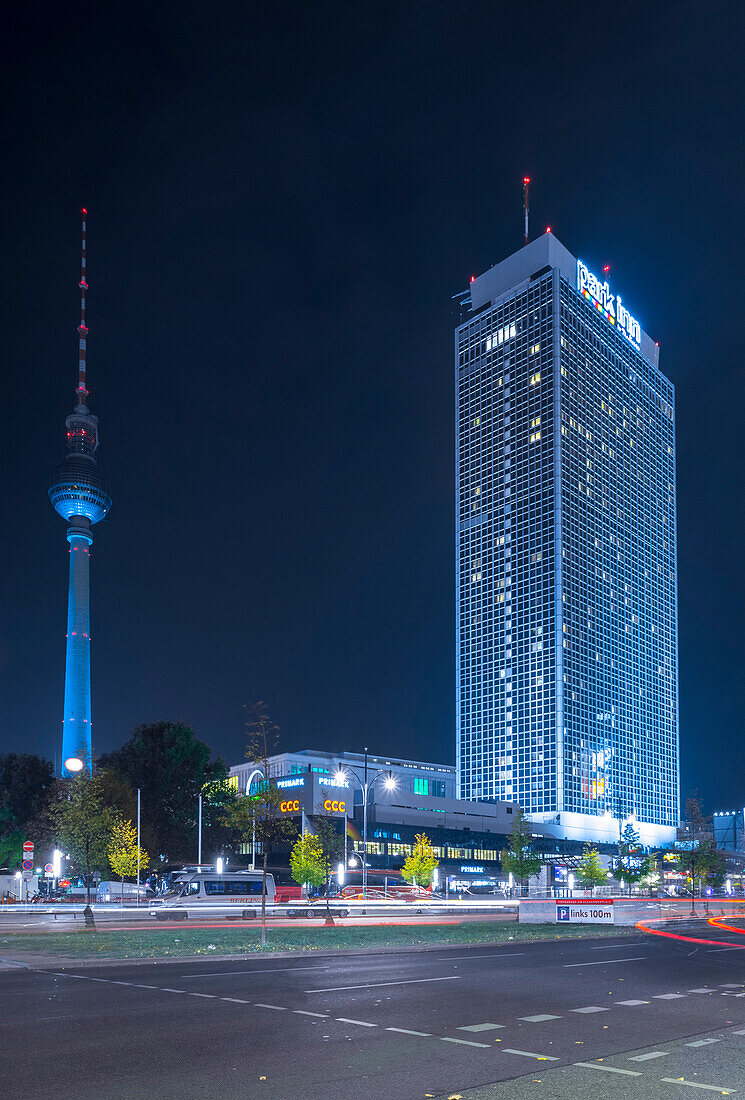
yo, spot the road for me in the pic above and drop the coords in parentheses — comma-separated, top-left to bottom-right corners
(3, 922, 745, 1098)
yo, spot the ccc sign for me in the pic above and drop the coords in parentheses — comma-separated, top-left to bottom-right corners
(323, 799, 346, 813)
(280, 799, 300, 813)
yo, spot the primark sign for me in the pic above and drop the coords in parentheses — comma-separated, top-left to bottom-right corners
(577, 260, 641, 349)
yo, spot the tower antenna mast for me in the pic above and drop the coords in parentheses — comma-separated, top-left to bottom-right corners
(76, 208, 89, 410)
(522, 177, 530, 247)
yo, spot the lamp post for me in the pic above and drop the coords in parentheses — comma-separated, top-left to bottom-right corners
(333, 747, 396, 903)
(245, 768, 265, 871)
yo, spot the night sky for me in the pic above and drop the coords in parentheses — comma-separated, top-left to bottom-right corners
(3, 2, 743, 812)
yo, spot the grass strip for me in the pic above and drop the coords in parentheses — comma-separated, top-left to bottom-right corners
(0, 921, 639, 959)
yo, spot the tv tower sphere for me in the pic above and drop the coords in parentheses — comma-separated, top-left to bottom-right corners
(49, 210, 111, 775)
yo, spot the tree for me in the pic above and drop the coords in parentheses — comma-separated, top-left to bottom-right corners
(500, 807, 542, 895)
(290, 832, 326, 894)
(222, 703, 295, 943)
(0, 754, 56, 865)
(310, 816, 345, 920)
(615, 823, 649, 893)
(107, 818, 150, 902)
(401, 833, 439, 889)
(50, 770, 120, 905)
(576, 845, 608, 893)
(97, 721, 227, 863)
(672, 797, 724, 898)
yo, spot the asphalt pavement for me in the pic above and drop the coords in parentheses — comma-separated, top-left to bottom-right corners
(4, 924, 745, 1098)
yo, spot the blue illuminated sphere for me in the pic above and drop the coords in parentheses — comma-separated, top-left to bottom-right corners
(49, 455, 112, 524)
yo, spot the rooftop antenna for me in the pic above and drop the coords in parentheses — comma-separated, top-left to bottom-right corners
(522, 177, 530, 247)
(76, 208, 89, 411)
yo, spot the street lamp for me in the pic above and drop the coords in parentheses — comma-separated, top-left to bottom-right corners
(216, 857, 224, 875)
(334, 748, 396, 902)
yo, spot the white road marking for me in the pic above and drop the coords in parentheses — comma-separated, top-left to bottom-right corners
(721, 984, 744, 988)
(305, 976, 459, 993)
(387, 1027, 431, 1037)
(222, 998, 251, 1004)
(189, 992, 216, 998)
(335, 1018, 377, 1027)
(564, 956, 647, 967)
(629, 1051, 669, 1061)
(617, 999, 649, 1006)
(294, 1010, 329, 1018)
(689, 988, 715, 993)
(654, 993, 687, 1000)
(732, 1029, 745, 1036)
(575, 1062, 641, 1076)
(110, 981, 133, 985)
(181, 966, 328, 978)
(458, 1023, 505, 1032)
(441, 1037, 490, 1048)
(132, 984, 159, 989)
(660, 1078, 737, 1092)
(443, 953, 526, 961)
(519, 1014, 561, 1023)
(160, 988, 187, 993)
(254, 1004, 287, 1010)
(501, 1048, 559, 1061)
(571, 1006, 609, 1013)
(589, 943, 645, 950)
(686, 1039, 722, 1048)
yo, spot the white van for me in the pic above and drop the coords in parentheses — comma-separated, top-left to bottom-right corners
(96, 881, 154, 903)
(151, 871, 275, 920)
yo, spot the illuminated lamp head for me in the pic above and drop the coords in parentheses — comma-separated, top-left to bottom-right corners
(383, 773, 396, 792)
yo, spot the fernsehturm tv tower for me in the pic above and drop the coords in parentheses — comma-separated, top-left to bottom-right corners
(49, 210, 111, 775)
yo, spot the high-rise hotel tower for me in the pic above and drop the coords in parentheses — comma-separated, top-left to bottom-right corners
(455, 233, 677, 845)
(49, 211, 112, 774)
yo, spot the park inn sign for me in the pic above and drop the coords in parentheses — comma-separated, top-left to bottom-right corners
(577, 259, 641, 350)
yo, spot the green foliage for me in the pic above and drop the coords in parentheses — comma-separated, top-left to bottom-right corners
(51, 771, 120, 902)
(671, 796, 724, 895)
(576, 845, 608, 889)
(97, 721, 226, 863)
(290, 832, 326, 890)
(0, 829, 24, 871)
(616, 822, 648, 885)
(500, 807, 542, 892)
(0, 754, 56, 842)
(107, 818, 150, 892)
(401, 833, 439, 888)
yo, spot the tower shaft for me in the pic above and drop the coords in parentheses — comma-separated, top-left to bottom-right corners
(61, 523, 93, 768)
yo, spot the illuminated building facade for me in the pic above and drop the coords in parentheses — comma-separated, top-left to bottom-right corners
(455, 232, 678, 845)
(49, 211, 111, 774)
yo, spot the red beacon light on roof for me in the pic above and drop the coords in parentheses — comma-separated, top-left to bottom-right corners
(603, 264, 610, 274)
(523, 177, 530, 184)
(470, 275, 475, 283)
(545, 226, 551, 233)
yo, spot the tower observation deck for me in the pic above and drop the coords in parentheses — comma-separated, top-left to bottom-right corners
(49, 210, 111, 774)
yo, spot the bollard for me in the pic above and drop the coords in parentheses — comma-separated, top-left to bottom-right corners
(83, 904, 96, 930)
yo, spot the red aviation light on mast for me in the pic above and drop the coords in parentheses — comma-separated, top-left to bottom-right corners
(76, 207, 89, 406)
(522, 177, 530, 246)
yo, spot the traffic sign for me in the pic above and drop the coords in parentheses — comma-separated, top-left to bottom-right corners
(23, 840, 34, 852)
(44, 863, 54, 874)
(22, 859, 33, 871)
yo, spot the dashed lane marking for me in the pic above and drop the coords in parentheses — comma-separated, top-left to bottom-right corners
(564, 956, 647, 967)
(221, 998, 250, 1004)
(441, 1037, 490, 1049)
(689, 988, 716, 993)
(589, 943, 645, 950)
(160, 989, 187, 994)
(654, 993, 687, 1000)
(501, 1049, 559, 1061)
(732, 1030, 745, 1036)
(458, 1023, 504, 1032)
(721, 984, 744, 989)
(686, 1039, 722, 1048)
(519, 1014, 562, 1023)
(293, 1010, 328, 1018)
(387, 1028, 432, 1037)
(629, 1051, 669, 1061)
(188, 993, 216, 998)
(660, 1078, 737, 1092)
(571, 1006, 609, 1014)
(254, 1004, 287, 1011)
(575, 1063, 641, 1076)
(443, 953, 526, 961)
(335, 1018, 377, 1027)
(617, 999, 649, 1005)
(305, 977, 459, 993)
(181, 966, 328, 978)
